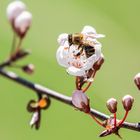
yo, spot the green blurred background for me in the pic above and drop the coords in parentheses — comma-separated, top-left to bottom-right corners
(0, 0, 140, 139)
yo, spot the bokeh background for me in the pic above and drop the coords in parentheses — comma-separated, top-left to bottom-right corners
(0, 0, 140, 140)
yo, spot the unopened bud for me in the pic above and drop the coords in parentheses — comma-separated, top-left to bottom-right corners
(7, 1, 26, 24)
(22, 64, 34, 74)
(122, 95, 134, 111)
(93, 54, 104, 71)
(72, 90, 90, 113)
(134, 73, 140, 90)
(106, 98, 117, 113)
(14, 11, 32, 38)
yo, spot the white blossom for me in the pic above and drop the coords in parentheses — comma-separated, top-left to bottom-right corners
(7, 1, 26, 23)
(56, 25, 104, 77)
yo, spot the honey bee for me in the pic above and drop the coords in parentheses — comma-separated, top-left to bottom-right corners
(68, 33, 95, 58)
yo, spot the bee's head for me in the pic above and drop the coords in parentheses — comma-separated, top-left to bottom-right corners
(68, 33, 83, 46)
(73, 33, 83, 45)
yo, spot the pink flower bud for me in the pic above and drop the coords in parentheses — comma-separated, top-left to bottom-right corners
(14, 11, 32, 38)
(134, 73, 140, 90)
(122, 95, 134, 111)
(106, 98, 117, 113)
(7, 1, 26, 24)
(72, 90, 90, 113)
(22, 64, 34, 74)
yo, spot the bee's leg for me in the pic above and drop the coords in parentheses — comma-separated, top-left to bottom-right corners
(79, 47, 84, 54)
(77, 44, 81, 50)
(75, 45, 83, 57)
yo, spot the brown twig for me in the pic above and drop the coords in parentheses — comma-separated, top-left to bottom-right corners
(0, 68, 140, 132)
(0, 49, 30, 68)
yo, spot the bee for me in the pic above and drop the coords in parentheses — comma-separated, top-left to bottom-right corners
(68, 33, 95, 58)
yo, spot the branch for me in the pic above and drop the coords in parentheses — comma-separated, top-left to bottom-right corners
(0, 68, 140, 132)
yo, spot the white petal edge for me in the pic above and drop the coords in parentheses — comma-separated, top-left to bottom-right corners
(67, 66, 86, 76)
(81, 25, 96, 34)
(56, 45, 69, 67)
(57, 33, 68, 46)
(88, 34, 105, 38)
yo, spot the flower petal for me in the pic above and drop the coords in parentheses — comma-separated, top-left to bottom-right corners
(67, 66, 86, 76)
(57, 33, 68, 46)
(56, 45, 69, 67)
(81, 25, 96, 34)
(82, 25, 105, 39)
(92, 34, 105, 38)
